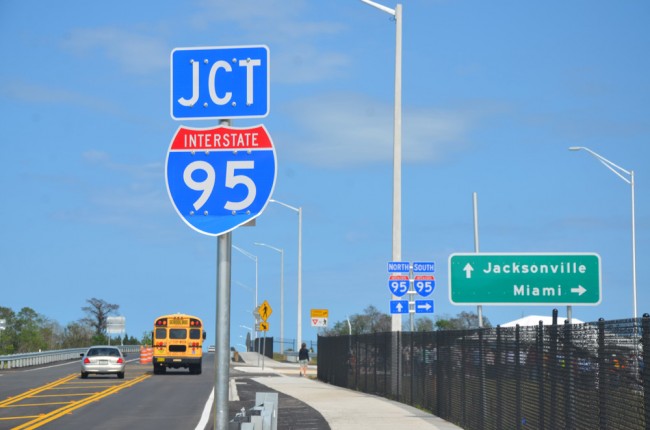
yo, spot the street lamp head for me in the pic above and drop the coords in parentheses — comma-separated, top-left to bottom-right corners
(360, 0, 396, 16)
(568, 146, 584, 151)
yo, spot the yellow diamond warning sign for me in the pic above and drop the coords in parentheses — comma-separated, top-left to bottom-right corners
(258, 300, 272, 321)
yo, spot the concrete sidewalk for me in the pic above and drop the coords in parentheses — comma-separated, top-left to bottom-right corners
(234, 352, 461, 430)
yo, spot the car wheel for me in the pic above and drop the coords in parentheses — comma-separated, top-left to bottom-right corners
(81, 372, 88, 379)
(117, 372, 125, 379)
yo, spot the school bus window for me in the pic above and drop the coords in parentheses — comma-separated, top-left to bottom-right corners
(155, 328, 166, 339)
(190, 329, 202, 340)
(170, 329, 187, 339)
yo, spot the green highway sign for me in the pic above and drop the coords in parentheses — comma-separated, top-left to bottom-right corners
(448, 253, 601, 305)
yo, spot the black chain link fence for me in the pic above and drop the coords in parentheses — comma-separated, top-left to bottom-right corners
(318, 313, 650, 430)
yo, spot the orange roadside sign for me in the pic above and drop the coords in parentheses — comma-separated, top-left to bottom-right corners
(311, 309, 328, 318)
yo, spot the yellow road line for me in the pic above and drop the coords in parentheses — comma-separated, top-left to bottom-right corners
(12, 373, 151, 430)
(0, 374, 77, 407)
(5, 401, 73, 407)
(47, 387, 108, 391)
(0, 416, 40, 422)
(29, 393, 95, 398)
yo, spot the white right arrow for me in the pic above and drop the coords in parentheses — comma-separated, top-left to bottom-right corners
(417, 302, 432, 311)
(571, 285, 587, 296)
(463, 263, 474, 279)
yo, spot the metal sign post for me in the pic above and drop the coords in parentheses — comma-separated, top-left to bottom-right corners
(215, 231, 232, 429)
(169, 44, 273, 430)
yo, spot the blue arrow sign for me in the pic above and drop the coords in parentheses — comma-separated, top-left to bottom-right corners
(390, 300, 410, 314)
(165, 124, 277, 236)
(171, 45, 270, 120)
(414, 300, 434, 314)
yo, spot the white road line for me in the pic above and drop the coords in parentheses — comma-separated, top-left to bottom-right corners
(195, 387, 215, 430)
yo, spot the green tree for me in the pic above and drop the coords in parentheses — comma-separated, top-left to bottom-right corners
(61, 321, 93, 348)
(0, 306, 16, 354)
(40, 319, 62, 350)
(14, 307, 48, 352)
(141, 330, 152, 346)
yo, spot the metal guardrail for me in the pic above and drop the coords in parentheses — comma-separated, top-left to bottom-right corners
(0, 345, 141, 370)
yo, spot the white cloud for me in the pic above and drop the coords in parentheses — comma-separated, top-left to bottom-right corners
(191, 0, 350, 85)
(2, 80, 118, 112)
(278, 93, 474, 167)
(61, 27, 168, 75)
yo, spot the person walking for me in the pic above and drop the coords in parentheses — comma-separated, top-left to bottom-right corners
(298, 343, 310, 377)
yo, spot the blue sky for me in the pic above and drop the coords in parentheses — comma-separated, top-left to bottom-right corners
(1, 0, 649, 349)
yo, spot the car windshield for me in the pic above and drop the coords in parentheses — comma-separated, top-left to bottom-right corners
(87, 348, 120, 357)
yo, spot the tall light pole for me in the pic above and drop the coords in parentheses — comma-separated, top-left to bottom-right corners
(269, 199, 303, 349)
(235, 282, 256, 340)
(361, 0, 403, 332)
(254, 242, 285, 353)
(569, 146, 637, 319)
(232, 245, 259, 338)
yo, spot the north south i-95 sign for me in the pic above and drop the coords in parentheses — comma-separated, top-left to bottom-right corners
(448, 253, 601, 305)
(165, 124, 277, 236)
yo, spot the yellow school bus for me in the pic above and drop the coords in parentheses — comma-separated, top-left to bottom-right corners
(152, 314, 206, 374)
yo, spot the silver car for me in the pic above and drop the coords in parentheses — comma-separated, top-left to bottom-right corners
(80, 346, 126, 379)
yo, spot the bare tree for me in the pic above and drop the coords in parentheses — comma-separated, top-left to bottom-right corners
(413, 317, 434, 332)
(321, 305, 391, 336)
(435, 311, 491, 330)
(81, 298, 119, 336)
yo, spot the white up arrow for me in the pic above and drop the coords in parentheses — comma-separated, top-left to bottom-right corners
(463, 263, 474, 279)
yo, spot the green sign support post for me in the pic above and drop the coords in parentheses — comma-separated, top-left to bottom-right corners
(448, 253, 601, 305)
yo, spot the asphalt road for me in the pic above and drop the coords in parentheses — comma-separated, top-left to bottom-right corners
(0, 354, 213, 430)
(0, 353, 329, 430)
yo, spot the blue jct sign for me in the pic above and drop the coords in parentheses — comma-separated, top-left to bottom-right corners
(171, 45, 270, 120)
(165, 125, 277, 236)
